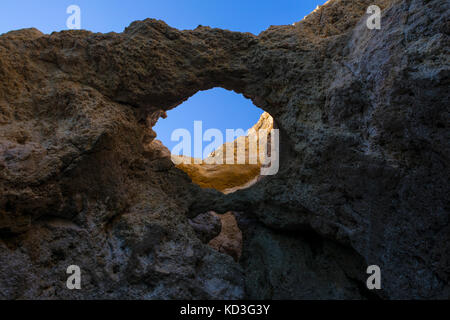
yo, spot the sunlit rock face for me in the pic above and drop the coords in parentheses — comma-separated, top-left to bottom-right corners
(0, 0, 449, 299)
(172, 111, 274, 193)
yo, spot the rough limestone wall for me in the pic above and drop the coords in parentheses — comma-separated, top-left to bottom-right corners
(0, 0, 448, 299)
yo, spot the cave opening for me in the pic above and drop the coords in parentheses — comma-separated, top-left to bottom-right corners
(153, 88, 278, 262)
(153, 87, 278, 194)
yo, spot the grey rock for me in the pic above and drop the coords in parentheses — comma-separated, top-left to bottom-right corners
(0, 0, 448, 299)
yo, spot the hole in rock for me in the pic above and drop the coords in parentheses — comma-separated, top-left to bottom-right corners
(153, 88, 277, 194)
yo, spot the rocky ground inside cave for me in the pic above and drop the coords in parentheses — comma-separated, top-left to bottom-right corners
(0, 0, 449, 299)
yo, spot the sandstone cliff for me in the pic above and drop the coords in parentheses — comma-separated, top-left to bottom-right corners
(0, 0, 448, 299)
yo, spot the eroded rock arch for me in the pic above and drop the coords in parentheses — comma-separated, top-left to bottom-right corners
(0, 0, 448, 299)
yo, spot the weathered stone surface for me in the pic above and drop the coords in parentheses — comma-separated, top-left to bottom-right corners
(0, 111, 244, 299)
(0, 0, 448, 299)
(209, 212, 243, 262)
(189, 211, 221, 243)
(234, 211, 375, 300)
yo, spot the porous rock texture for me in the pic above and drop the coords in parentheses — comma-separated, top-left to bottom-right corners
(0, 0, 449, 299)
(208, 212, 243, 262)
(189, 211, 221, 244)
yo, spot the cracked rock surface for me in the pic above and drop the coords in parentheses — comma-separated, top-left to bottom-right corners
(0, 0, 449, 299)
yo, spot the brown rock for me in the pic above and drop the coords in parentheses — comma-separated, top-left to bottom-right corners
(172, 112, 274, 193)
(0, 0, 448, 299)
(209, 212, 243, 262)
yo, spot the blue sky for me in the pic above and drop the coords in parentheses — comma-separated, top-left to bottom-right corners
(0, 0, 325, 157)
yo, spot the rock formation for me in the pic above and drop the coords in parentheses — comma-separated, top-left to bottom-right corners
(189, 211, 221, 244)
(0, 0, 448, 299)
(172, 111, 273, 192)
(208, 212, 242, 262)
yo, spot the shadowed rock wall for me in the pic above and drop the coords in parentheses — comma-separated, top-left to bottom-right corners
(0, 0, 448, 299)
